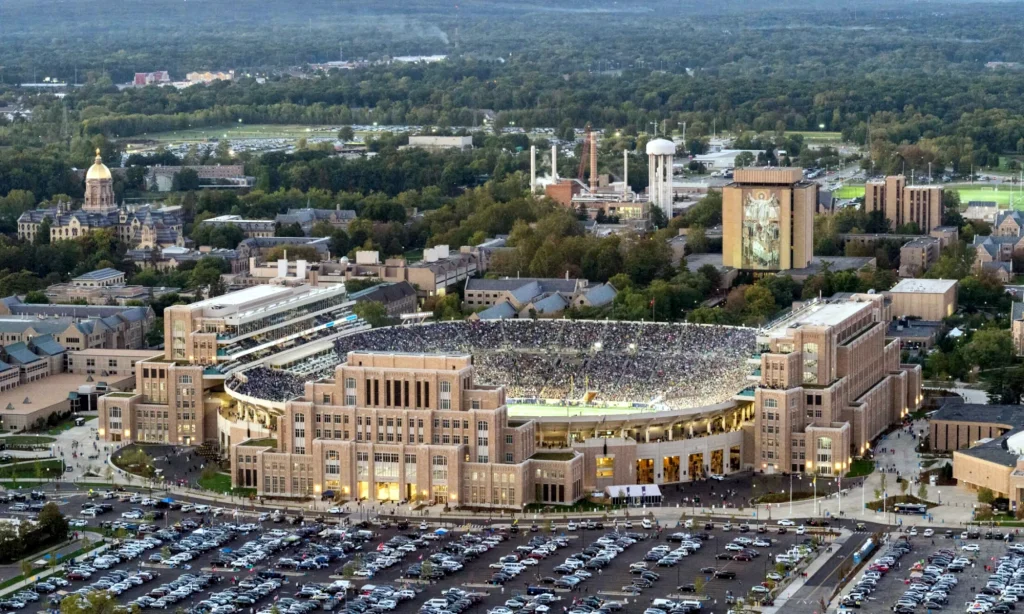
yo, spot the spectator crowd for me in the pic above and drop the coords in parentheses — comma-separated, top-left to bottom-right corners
(229, 320, 755, 408)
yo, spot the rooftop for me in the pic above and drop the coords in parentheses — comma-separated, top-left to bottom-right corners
(889, 279, 958, 294)
(931, 402, 1024, 427)
(767, 301, 872, 338)
(73, 268, 124, 282)
(0, 372, 132, 415)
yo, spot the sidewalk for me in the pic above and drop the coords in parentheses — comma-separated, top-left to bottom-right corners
(762, 529, 854, 614)
(0, 530, 107, 598)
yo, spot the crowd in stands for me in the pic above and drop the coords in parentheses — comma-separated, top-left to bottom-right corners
(228, 366, 306, 402)
(227, 320, 755, 407)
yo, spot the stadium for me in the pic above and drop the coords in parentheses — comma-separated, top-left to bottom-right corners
(223, 319, 759, 484)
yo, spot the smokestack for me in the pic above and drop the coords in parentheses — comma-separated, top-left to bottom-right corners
(623, 150, 629, 199)
(530, 146, 536, 194)
(589, 131, 598, 192)
(551, 144, 558, 182)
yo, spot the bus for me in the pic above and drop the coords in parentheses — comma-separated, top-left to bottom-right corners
(893, 502, 928, 515)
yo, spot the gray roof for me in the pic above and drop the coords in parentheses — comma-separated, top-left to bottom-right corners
(931, 402, 1024, 427)
(0, 360, 14, 373)
(476, 302, 518, 321)
(0, 319, 71, 336)
(349, 282, 416, 304)
(1, 297, 146, 320)
(74, 268, 123, 282)
(466, 277, 582, 295)
(583, 283, 617, 307)
(29, 334, 65, 357)
(1013, 302, 1024, 321)
(530, 294, 567, 314)
(5, 342, 41, 365)
(238, 236, 332, 254)
(983, 261, 1013, 273)
(509, 281, 542, 304)
(968, 201, 998, 208)
(959, 431, 1024, 467)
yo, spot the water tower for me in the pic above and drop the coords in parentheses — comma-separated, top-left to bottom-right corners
(646, 138, 676, 220)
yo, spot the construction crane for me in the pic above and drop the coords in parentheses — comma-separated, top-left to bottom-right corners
(576, 124, 598, 192)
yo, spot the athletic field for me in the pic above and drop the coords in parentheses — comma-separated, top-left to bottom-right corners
(507, 403, 659, 418)
(831, 184, 1024, 209)
(125, 124, 344, 143)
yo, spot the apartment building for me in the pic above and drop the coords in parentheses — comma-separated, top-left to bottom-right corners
(229, 351, 584, 508)
(199, 215, 275, 239)
(753, 294, 922, 475)
(864, 175, 944, 232)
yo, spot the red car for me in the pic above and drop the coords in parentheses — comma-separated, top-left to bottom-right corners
(733, 554, 752, 562)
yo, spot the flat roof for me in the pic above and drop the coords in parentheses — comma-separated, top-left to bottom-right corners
(889, 279, 957, 294)
(0, 372, 132, 415)
(70, 349, 162, 358)
(188, 285, 292, 310)
(768, 301, 871, 338)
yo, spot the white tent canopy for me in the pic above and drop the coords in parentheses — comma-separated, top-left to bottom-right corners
(604, 484, 662, 505)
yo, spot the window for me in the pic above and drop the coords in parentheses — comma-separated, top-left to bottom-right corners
(477, 421, 488, 431)
(764, 398, 778, 408)
(506, 434, 513, 445)
(178, 375, 192, 385)
(440, 381, 451, 394)
(505, 453, 513, 463)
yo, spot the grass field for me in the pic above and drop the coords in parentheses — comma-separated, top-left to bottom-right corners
(830, 184, 1024, 209)
(833, 185, 865, 199)
(789, 131, 843, 142)
(0, 435, 56, 446)
(508, 403, 659, 418)
(127, 124, 344, 143)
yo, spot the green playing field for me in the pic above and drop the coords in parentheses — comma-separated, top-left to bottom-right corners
(831, 184, 1024, 209)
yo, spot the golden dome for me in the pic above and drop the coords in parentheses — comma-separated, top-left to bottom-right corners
(86, 148, 112, 181)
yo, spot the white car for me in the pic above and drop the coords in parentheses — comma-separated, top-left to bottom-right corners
(328, 507, 343, 514)
(750, 585, 769, 594)
(778, 519, 796, 527)
(962, 543, 980, 552)
(796, 526, 806, 535)
(567, 521, 578, 531)
(642, 519, 653, 529)
(908, 528, 918, 536)
(709, 474, 725, 481)
(923, 529, 934, 537)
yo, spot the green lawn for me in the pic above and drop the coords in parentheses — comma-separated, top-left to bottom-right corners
(127, 123, 343, 143)
(198, 471, 255, 498)
(833, 185, 865, 199)
(845, 458, 875, 478)
(0, 459, 63, 480)
(36, 415, 96, 436)
(1, 435, 56, 447)
(788, 131, 843, 141)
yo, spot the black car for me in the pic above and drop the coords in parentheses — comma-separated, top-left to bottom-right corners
(677, 584, 697, 593)
(714, 570, 736, 579)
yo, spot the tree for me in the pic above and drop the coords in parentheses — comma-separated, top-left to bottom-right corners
(734, 151, 755, 168)
(275, 222, 305, 237)
(686, 225, 709, 254)
(34, 217, 51, 245)
(59, 587, 121, 614)
(917, 482, 929, 501)
(962, 329, 1013, 371)
(420, 559, 433, 579)
(899, 478, 909, 496)
(338, 126, 355, 142)
(23, 291, 49, 304)
(172, 169, 200, 192)
(265, 245, 320, 261)
(624, 238, 673, 286)
(146, 318, 164, 347)
(353, 301, 390, 328)
(978, 487, 996, 505)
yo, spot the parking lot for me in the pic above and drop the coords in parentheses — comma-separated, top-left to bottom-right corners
(0, 485, 839, 614)
(837, 526, 1024, 613)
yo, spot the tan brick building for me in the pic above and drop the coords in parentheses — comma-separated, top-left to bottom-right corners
(886, 278, 958, 321)
(864, 175, 944, 232)
(722, 168, 817, 272)
(229, 352, 584, 508)
(753, 293, 922, 475)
